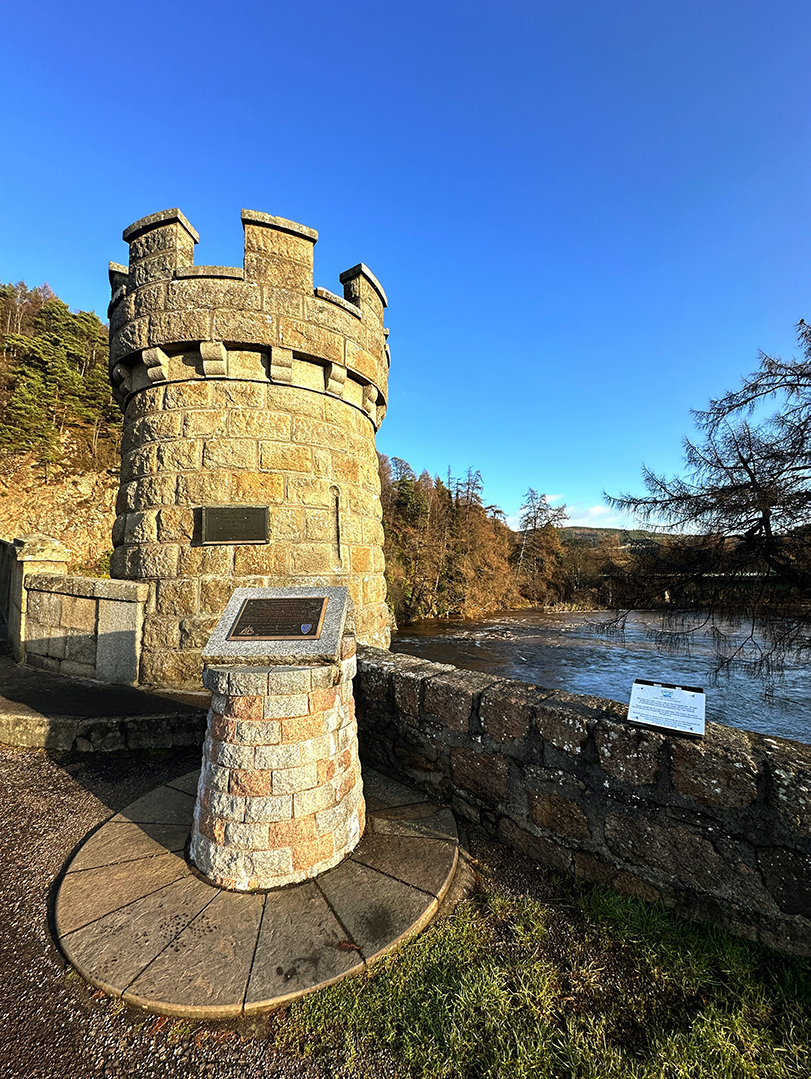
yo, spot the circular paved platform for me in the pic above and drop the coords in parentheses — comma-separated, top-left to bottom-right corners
(55, 768, 458, 1018)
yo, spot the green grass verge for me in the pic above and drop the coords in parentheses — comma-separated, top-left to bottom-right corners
(274, 867, 810, 1078)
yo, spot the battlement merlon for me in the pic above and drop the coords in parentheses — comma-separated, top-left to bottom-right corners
(240, 209, 318, 243)
(108, 208, 389, 415)
(113, 209, 387, 319)
(121, 208, 199, 287)
(340, 264, 387, 327)
(123, 208, 200, 245)
(109, 262, 128, 291)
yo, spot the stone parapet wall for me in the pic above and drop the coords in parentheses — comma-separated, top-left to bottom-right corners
(23, 574, 148, 685)
(108, 209, 389, 422)
(191, 639, 362, 890)
(354, 646, 811, 956)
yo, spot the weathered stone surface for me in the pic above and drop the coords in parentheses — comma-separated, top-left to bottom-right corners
(605, 814, 722, 892)
(480, 679, 538, 743)
(450, 747, 509, 803)
(533, 696, 592, 752)
(573, 851, 660, 903)
(757, 847, 811, 915)
(425, 670, 498, 734)
(498, 817, 572, 873)
(670, 723, 759, 808)
(529, 791, 590, 839)
(762, 736, 811, 837)
(594, 719, 664, 786)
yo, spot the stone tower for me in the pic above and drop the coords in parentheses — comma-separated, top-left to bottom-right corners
(107, 208, 390, 687)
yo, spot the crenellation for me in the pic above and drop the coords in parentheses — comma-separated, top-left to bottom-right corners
(313, 286, 363, 318)
(123, 208, 200, 245)
(109, 261, 128, 290)
(339, 262, 387, 316)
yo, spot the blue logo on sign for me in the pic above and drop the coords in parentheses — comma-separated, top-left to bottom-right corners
(301, 623, 312, 634)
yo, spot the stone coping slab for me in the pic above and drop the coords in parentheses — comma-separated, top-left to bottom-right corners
(24, 575, 149, 601)
(55, 768, 458, 1018)
(202, 586, 350, 667)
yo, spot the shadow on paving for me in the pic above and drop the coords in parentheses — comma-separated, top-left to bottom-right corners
(0, 623, 208, 753)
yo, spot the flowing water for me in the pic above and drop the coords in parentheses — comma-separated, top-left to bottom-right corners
(391, 609, 811, 745)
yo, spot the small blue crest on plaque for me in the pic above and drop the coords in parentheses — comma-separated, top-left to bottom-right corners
(301, 623, 312, 634)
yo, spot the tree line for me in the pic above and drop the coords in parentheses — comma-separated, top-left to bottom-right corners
(0, 281, 118, 474)
(377, 455, 624, 624)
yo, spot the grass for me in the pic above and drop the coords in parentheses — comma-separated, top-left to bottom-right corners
(267, 858, 811, 1079)
(82, 837, 809, 1077)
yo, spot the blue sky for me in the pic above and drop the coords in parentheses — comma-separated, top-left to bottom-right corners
(2, 1, 809, 528)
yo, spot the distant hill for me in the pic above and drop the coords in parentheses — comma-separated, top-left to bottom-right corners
(558, 525, 671, 548)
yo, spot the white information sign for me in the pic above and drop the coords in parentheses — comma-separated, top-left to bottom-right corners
(627, 679, 705, 737)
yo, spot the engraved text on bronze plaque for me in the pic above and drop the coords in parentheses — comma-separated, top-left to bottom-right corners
(226, 597, 329, 641)
(201, 505, 269, 545)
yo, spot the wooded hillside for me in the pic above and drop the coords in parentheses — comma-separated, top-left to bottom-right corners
(0, 281, 119, 474)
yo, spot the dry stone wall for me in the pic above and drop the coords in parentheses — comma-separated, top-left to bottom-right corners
(354, 646, 811, 957)
(107, 209, 390, 687)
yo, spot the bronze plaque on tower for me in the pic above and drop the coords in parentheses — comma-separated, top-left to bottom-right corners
(226, 596, 329, 641)
(201, 505, 269, 545)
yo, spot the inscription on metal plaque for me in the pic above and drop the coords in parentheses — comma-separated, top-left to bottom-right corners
(201, 505, 268, 545)
(226, 597, 329, 641)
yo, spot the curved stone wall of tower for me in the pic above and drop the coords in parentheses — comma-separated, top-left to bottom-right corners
(107, 209, 391, 687)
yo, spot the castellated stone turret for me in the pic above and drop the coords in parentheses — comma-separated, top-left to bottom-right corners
(107, 208, 391, 687)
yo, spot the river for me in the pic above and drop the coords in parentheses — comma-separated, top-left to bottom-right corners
(391, 609, 810, 745)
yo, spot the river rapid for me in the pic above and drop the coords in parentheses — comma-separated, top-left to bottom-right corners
(391, 609, 811, 745)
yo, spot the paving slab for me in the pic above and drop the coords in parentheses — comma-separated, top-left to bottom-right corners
(56, 768, 458, 1017)
(245, 880, 364, 1010)
(56, 852, 191, 936)
(66, 822, 191, 872)
(351, 832, 457, 897)
(370, 802, 458, 842)
(362, 770, 430, 811)
(59, 876, 217, 998)
(109, 784, 196, 825)
(124, 890, 266, 1018)
(165, 770, 201, 796)
(316, 859, 443, 963)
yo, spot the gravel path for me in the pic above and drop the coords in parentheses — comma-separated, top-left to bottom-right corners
(0, 743, 387, 1079)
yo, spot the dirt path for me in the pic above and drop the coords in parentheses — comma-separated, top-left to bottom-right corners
(0, 744, 364, 1079)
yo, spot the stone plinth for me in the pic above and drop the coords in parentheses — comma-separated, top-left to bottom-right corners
(190, 637, 363, 890)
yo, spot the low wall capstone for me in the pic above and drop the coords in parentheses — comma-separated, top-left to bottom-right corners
(354, 645, 811, 957)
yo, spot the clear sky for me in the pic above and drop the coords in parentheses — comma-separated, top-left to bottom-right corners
(2, 1, 809, 528)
